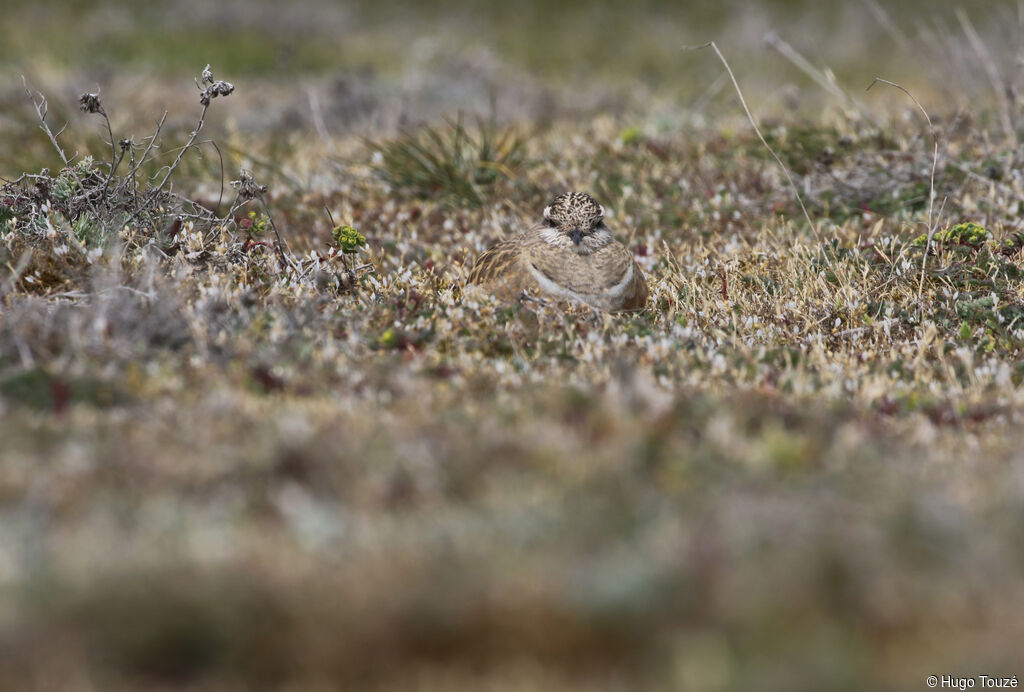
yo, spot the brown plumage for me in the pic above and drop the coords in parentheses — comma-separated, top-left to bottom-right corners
(467, 192, 648, 312)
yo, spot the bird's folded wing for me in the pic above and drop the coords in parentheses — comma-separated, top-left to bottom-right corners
(466, 238, 536, 298)
(467, 239, 519, 284)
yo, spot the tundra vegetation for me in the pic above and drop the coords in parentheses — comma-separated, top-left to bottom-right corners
(2, 1, 1024, 690)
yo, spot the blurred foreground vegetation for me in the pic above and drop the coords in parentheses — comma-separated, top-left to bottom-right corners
(2, 1, 1024, 690)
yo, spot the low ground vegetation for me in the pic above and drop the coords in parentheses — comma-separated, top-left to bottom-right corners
(3, 3, 1024, 688)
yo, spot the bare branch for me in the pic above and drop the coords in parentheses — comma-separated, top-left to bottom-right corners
(23, 76, 101, 218)
(145, 103, 209, 207)
(129, 111, 168, 178)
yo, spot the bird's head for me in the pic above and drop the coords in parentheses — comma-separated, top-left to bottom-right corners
(542, 192, 607, 246)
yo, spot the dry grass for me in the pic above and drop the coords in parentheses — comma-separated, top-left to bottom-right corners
(3, 3, 1024, 690)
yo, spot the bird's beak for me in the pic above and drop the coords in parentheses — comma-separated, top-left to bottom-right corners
(569, 229, 584, 244)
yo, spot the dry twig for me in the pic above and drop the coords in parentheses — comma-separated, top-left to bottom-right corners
(866, 77, 940, 299)
(685, 41, 819, 238)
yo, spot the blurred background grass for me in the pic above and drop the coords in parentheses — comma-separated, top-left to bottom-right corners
(3, 0, 1019, 187)
(2, 0, 1018, 99)
(0, 0, 1014, 80)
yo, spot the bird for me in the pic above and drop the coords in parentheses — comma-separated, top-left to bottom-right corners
(466, 192, 648, 312)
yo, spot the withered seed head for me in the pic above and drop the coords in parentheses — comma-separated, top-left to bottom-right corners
(79, 93, 103, 114)
(230, 169, 268, 200)
(197, 64, 234, 106)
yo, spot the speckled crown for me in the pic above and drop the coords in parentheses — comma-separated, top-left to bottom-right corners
(542, 192, 605, 230)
